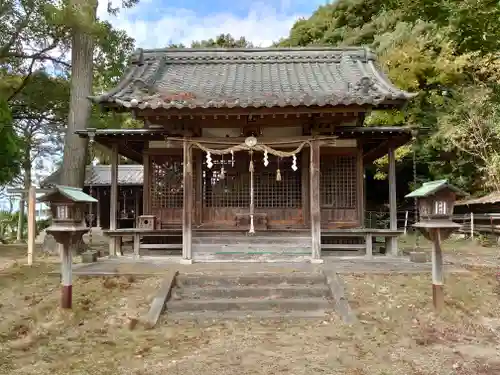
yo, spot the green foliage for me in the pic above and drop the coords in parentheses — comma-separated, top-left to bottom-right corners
(0, 0, 137, 187)
(191, 34, 253, 48)
(168, 33, 254, 49)
(0, 99, 21, 185)
(280, 0, 500, 195)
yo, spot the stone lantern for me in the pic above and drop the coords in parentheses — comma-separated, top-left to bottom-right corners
(405, 179, 467, 311)
(39, 185, 97, 309)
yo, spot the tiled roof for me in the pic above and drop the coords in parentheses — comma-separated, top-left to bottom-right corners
(42, 165, 143, 187)
(90, 47, 416, 110)
(456, 191, 500, 206)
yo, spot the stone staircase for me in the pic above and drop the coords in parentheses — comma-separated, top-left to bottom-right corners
(165, 270, 334, 320)
(192, 231, 313, 262)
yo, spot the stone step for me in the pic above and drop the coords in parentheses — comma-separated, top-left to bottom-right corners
(192, 236, 312, 245)
(176, 272, 326, 287)
(166, 297, 331, 313)
(174, 284, 331, 300)
(192, 253, 315, 262)
(165, 309, 331, 321)
(192, 244, 312, 254)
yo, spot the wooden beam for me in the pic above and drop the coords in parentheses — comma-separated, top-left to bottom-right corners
(27, 185, 36, 266)
(182, 139, 193, 262)
(362, 135, 410, 163)
(7, 188, 52, 194)
(135, 104, 371, 118)
(310, 139, 321, 261)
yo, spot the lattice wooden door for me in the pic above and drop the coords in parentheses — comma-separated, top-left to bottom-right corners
(201, 153, 303, 228)
(320, 154, 358, 228)
(150, 154, 184, 226)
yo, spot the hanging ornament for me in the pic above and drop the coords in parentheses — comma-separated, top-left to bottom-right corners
(263, 150, 269, 167)
(231, 150, 235, 167)
(249, 150, 254, 172)
(276, 157, 282, 182)
(206, 151, 213, 169)
(220, 154, 225, 180)
(291, 154, 298, 171)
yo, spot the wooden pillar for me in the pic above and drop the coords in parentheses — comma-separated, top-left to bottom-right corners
(431, 229, 444, 310)
(134, 188, 140, 226)
(310, 140, 321, 260)
(27, 185, 36, 266)
(61, 242, 73, 309)
(143, 154, 150, 214)
(182, 139, 193, 262)
(109, 143, 119, 257)
(357, 141, 365, 227)
(388, 144, 398, 256)
(301, 148, 310, 226)
(96, 188, 101, 228)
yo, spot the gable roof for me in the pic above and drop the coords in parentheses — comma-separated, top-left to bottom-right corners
(90, 47, 416, 110)
(42, 165, 143, 187)
(405, 179, 467, 199)
(39, 185, 98, 203)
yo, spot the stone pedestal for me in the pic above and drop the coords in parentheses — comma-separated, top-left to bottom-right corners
(409, 251, 428, 263)
(81, 251, 98, 263)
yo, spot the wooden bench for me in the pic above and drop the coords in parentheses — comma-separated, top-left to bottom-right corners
(321, 228, 403, 258)
(104, 228, 182, 258)
(234, 213, 269, 230)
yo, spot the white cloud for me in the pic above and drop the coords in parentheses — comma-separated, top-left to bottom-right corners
(97, 2, 306, 48)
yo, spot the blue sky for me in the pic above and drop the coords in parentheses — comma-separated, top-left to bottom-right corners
(98, 0, 329, 48)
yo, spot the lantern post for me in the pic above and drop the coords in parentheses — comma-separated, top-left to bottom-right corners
(405, 180, 467, 311)
(39, 186, 97, 309)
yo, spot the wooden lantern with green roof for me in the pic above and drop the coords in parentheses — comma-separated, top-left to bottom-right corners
(39, 185, 98, 309)
(39, 185, 97, 237)
(405, 179, 468, 311)
(406, 179, 467, 226)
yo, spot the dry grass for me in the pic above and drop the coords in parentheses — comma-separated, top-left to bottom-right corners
(0, 243, 499, 374)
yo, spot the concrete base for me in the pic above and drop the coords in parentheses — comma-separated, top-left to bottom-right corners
(410, 251, 428, 263)
(180, 258, 193, 265)
(310, 258, 324, 264)
(81, 251, 98, 263)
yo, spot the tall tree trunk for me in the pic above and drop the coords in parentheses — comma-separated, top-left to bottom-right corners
(60, 0, 97, 188)
(15, 162, 31, 242)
